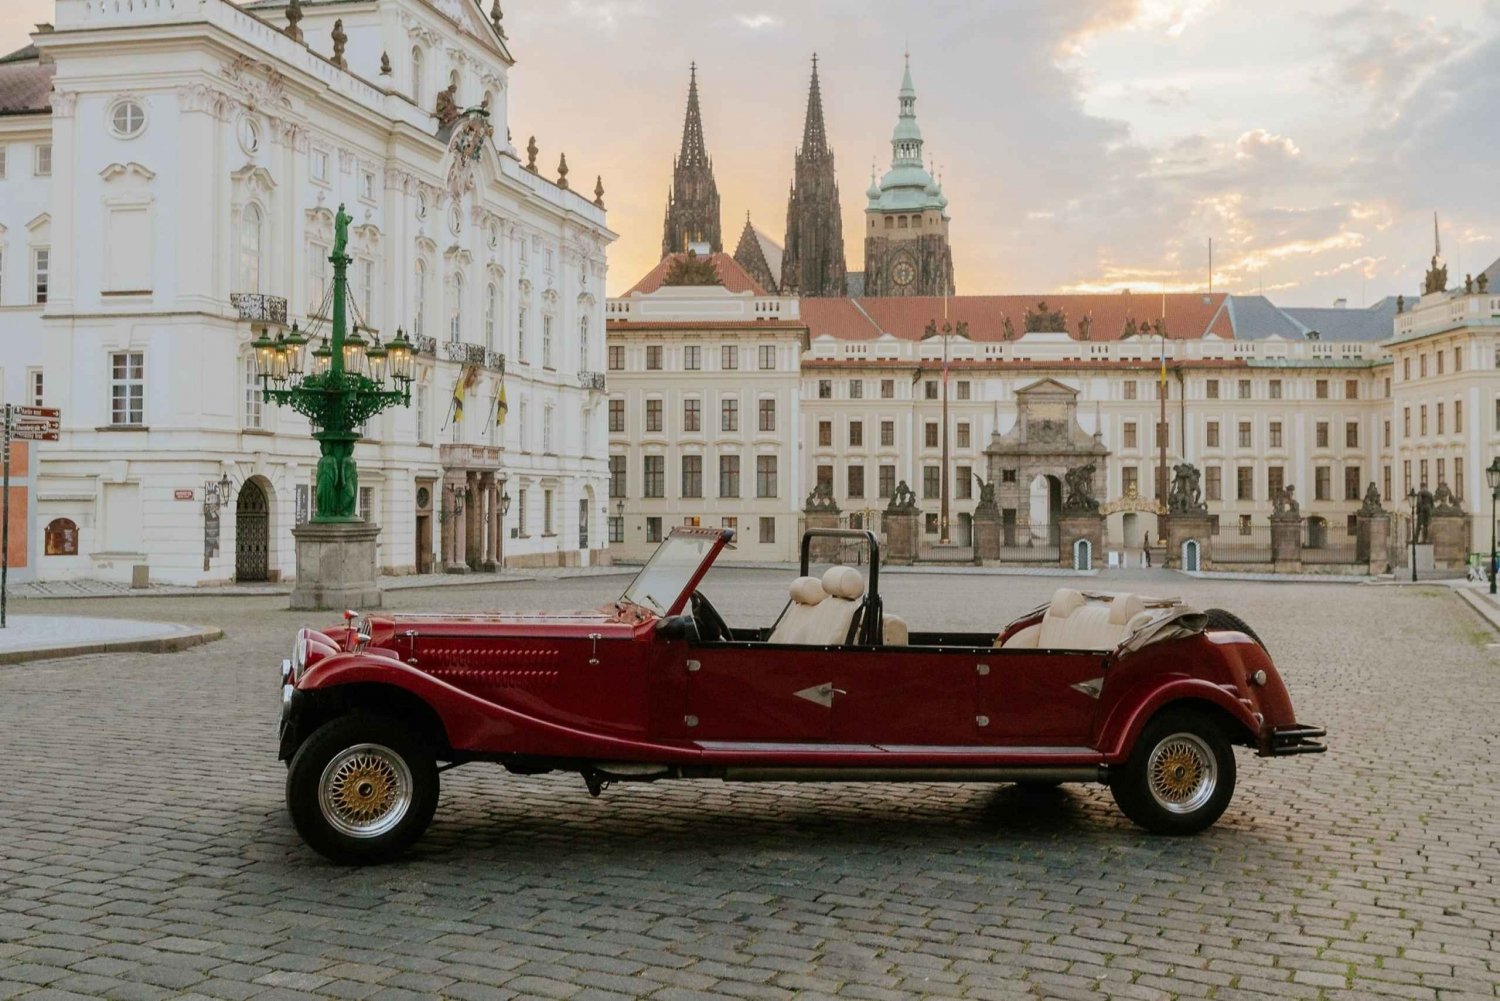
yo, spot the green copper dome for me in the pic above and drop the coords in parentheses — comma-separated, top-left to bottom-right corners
(868, 56, 946, 215)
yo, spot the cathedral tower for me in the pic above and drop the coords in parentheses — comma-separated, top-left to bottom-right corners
(661, 63, 723, 258)
(862, 57, 954, 297)
(780, 55, 848, 297)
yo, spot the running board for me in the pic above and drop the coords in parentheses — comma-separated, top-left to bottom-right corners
(723, 766, 1106, 784)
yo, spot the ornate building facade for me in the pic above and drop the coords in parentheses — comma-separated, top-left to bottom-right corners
(779, 56, 847, 298)
(0, 0, 614, 584)
(659, 64, 721, 258)
(861, 59, 955, 298)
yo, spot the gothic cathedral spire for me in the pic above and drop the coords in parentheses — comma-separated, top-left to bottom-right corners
(780, 54, 848, 297)
(661, 63, 723, 258)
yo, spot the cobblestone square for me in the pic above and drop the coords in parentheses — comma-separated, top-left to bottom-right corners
(1, 570, 1497, 1000)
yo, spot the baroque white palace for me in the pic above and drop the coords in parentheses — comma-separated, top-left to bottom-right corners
(0, 0, 613, 584)
(608, 251, 1500, 565)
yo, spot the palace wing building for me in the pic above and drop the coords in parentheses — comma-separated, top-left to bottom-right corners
(0, 0, 614, 584)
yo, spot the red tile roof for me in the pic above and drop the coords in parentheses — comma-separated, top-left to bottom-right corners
(800, 293, 1234, 342)
(626, 252, 768, 297)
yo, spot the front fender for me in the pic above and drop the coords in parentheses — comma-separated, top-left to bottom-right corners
(1094, 677, 1260, 764)
(297, 653, 704, 762)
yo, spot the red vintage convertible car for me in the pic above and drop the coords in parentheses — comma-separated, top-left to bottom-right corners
(278, 527, 1324, 864)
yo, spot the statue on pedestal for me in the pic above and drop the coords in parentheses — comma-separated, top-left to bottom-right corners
(1167, 462, 1207, 515)
(886, 480, 917, 513)
(435, 83, 461, 129)
(1433, 481, 1462, 515)
(1272, 484, 1300, 519)
(1414, 484, 1434, 543)
(1062, 463, 1100, 514)
(1359, 482, 1385, 517)
(804, 482, 840, 514)
(973, 473, 998, 515)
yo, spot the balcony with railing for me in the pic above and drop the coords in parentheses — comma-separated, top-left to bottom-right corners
(230, 293, 288, 325)
(436, 341, 506, 372)
(580, 371, 606, 391)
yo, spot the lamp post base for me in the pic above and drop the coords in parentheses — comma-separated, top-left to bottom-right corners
(291, 520, 382, 611)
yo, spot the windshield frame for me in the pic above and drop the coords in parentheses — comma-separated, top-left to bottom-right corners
(619, 527, 733, 617)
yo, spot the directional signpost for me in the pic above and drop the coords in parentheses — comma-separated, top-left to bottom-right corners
(3, 405, 61, 627)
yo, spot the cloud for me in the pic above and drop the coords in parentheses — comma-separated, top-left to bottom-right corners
(1315, 256, 1387, 278)
(1234, 128, 1300, 161)
(734, 13, 782, 30)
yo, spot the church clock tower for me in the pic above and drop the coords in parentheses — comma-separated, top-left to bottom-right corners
(862, 57, 954, 297)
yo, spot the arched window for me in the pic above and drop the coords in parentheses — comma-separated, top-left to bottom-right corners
(485, 282, 497, 349)
(578, 315, 589, 371)
(240, 203, 263, 292)
(411, 47, 425, 105)
(413, 259, 427, 337)
(44, 518, 79, 556)
(448, 272, 463, 343)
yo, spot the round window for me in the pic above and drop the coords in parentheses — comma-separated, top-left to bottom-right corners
(238, 115, 260, 154)
(416, 487, 431, 509)
(110, 99, 146, 139)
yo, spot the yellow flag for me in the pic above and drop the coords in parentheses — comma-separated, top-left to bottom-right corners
(450, 366, 469, 422)
(496, 382, 508, 426)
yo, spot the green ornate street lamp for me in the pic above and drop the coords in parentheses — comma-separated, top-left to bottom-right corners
(253, 203, 418, 522)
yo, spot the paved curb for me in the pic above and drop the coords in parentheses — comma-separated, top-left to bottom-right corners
(9, 568, 634, 601)
(1454, 587, 1500, 637)
(0, 624, 224, 666)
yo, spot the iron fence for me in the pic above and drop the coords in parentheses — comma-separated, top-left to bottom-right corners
(1211, 523, 1273, 563)
(1302, 516, 1360, 563)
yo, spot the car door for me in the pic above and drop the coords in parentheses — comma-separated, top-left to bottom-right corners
(977, 649, 1106, 747)
(830, 647, 981, 745)
(680, 642, 833, 742)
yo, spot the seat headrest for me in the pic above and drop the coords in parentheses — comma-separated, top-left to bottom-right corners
(789, 576, 827, 606)
(1046, 588, 1086, 619)
(821, 566, 865, 600)
(1109, 593, 1147, 625)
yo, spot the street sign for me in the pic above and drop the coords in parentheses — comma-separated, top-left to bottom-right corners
(11, 406, 60, 442)
(175, 489, 195, 501)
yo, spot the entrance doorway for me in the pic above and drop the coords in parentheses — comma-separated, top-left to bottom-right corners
(415, 481, 435, 574)
(235, 479, 270, 582)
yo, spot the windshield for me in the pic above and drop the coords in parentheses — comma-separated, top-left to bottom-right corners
(620, 529, 725, 616)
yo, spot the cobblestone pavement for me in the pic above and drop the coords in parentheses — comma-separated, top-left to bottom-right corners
(2, 570, 1497, 1001)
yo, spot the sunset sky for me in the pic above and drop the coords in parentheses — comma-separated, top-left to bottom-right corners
(5, 0, 1498, 302)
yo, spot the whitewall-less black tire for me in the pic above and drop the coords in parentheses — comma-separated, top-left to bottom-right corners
(1110, 707, 1236, 835)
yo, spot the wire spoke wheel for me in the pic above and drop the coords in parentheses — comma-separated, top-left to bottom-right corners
(318, 743, 413, 838)
(1146, 732, 1217, 814)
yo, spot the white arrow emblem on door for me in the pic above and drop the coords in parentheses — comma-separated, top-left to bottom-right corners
(793, 682, 843, 708)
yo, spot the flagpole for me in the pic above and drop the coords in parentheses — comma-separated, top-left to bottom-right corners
(1158, 291, 1168, 509)
(940, 295, 950, 545)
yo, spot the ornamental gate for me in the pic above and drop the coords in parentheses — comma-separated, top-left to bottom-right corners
(235, 480, 270, 582)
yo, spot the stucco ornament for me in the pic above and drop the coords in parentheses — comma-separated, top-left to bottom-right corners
(445, 104, 494, 198)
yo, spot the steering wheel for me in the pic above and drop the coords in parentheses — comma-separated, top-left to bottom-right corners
(690, 590, 731, 643)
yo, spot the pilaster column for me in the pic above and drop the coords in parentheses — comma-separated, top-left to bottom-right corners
(446, 478, 470, 573)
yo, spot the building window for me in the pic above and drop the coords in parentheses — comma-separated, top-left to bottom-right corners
(541, 315, 553, 367)
(924, 513, 939, 535)
(416, 382, 430, 442)
(1270, 379, 1282, 399)
(646, 516, 663, 543)
(110, 351, 145, 426)
(1454, 458, 1464, 500)
(849, 421, 863, 447)
(609, 455, 625, 497)
(483, 282, 497, 348)
(1420, 405, 1427, 436)
(542, 406, 553, 453)
(645, 399, 662, 433)
(880, 379, 894, 399)
(756, 455, 778, 498)
(721, 516, 737, 534)
(956, 423, 970, 448)
(1123, 422, 1137, 449)
(1316, 379, 1328, 399)
(239, 204, 264, 292)
(684, 345, 701, 371)
(1205, 466, 1221, 501)
(924, 380, 938, 400)
(957, 380, 971, 400)
(608, 344, 624, 370)
(879, 465, 895, 498)
(1268, 465, 1284, 499)
(1346, 421, 1359, 448)
(1315, 466, 1331, 501)
(1238, 379, 1251, 400)
(1437, 403, 1445, 435)
(311, 149, 329, 183)
(721, 398, 739, 432)
(759, 345, 775, 370)
(818, 379, 832, 399)
(1420, 354, 1428, 378)
(759, 516, 775, 544)
(643, 456, 664, 498)
(1122, 467, 1138, 496)
(1239, 514, 1253, 536)
(244, 355, 263, 429)
(1316, 422, 1329, 448)
(646, 345, 662, 370)
(881, 420, 895, 447)
(446, 272, 463, 343)
(1269, 421, 1283, 449)
(758, 399, 776, 432)
(1455, 399, 1463, 431)
(28, 369, 43, 407)
(609, 515, 624, 543)
(1124, 381, 1138, 401)
(1238, 422, 1251, 448)
(1345, 379, 1358, 400)
(1403, 459, 1412, 494)
(1383, 419, 1391, 447)
(1405, 357, 1412, 379)
(818, 421, 832, 447)
(849, 380, 863, 399)
(1345, 466, 1361, 501)
(923, 466, 940, 499)
(1405, 407, 1412, 437)
(1384, 465, 1392, 504)
(516, 305, 528, 362)
(681, 455, 703, 498)
(683, 398, 701, 433)
(1236, 467, 1253, 501)
(1437, 351, 1445, 375)
(44, 518, 79, 556)
(309, 242, 330, 314)
(33, 248, 49, 304)
(1206, 421, 1219, 448)
(718, 455, 740, 498)
(924, 422, 938, 448)
(956, 466, 972, 499)
(34, 143, 51, 177)
(721, 344, 738, 370)
(1206, 379, 1219, 400)
(608, 398, 624, 433)
(847, 465, 865, 499)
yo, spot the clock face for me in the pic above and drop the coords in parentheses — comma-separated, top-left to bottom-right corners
(893, 259, 916, 287)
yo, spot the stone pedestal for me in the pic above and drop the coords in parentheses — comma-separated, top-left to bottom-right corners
(291, 521, 382, 611)
(1271, 516, 1302, 572)
(1165, 513, 1214, 570)
(804, 510, 842, 563)
(1429, 514, 1472, 569)
(883, 509, 920, 566)
(1356, 513, 1391, 574)
(972, 508, 1002, 562)
(1058, 514, 1105, 570)
(1409, 543, 1436, 572)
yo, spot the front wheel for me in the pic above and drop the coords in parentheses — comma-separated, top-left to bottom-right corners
(1110, 708, 1236, 835)
(286, 713, 439, 864)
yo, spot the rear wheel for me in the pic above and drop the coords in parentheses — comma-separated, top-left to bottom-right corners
(1202, 608, 1265, 650)
(1110, 708, 1236, 835)
(286, 713, 439, 865)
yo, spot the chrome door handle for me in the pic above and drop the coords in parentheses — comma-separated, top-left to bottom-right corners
(588, 632, 602, 665)
(830, 687, 848, 696)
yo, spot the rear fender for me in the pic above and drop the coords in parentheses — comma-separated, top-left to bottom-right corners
(1095, 678, 1259, 763)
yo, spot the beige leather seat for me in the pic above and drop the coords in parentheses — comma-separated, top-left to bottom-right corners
(1001, 589, 1150, 651)
(768, 567, 870, 645)
(767, 576, 828, 644)
(881, 614, 909, 646)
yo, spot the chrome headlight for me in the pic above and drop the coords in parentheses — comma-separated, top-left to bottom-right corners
(280, 658, 292, 687)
